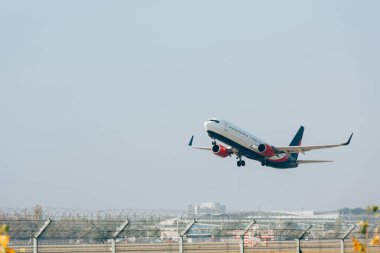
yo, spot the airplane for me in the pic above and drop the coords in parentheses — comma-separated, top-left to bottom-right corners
(188, 118, 353, 168)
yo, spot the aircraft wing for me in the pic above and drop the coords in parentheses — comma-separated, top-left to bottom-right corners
(190, 146, 212, 150)
(188, 135, 234, 152)
(273, 133, 353, 154)
(188, 136, 212, 150)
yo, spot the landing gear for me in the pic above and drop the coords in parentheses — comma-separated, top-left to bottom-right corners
(212, 139, 216, 145)
(261, 159, 268, 166)
(237, 159, 246, 167)
(236, 155, 246, 167)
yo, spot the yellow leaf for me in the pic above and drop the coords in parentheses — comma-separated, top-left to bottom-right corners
(370, 235, 380, 245)
(6, 248, 16, 253)
(0, 235, 10, 248)
(352, 237, 366, 253)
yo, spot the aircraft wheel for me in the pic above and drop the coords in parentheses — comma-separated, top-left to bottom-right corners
(237, 161, 241, 167)
(261, 160, 266, 166)
(241, 160, 245, 166)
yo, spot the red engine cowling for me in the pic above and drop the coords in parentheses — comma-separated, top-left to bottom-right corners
(212, 144, 229, 158)
(258, 144, 276, 157)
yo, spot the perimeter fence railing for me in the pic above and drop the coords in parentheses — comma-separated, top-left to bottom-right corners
(1, 207, 379, 253)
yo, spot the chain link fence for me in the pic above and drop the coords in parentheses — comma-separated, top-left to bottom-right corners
(1, 207, 379, 253)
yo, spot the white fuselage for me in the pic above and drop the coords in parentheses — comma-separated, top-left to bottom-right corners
(204, 119, 266, 149)
(204, 118, 288, 162)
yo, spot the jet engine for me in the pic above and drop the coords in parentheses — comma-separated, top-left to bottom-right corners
(212, 144, 229, 158)
(258, 144, 276, 157)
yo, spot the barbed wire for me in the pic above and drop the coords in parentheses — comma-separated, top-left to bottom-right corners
(0, 206, 188, 220)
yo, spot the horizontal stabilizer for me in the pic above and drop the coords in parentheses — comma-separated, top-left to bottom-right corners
(297, 160, 333, 164)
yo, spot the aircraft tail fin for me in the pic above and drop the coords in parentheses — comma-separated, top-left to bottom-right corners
(289, 126, 304, 160)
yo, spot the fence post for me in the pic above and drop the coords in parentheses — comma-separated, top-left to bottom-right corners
(179, 219, 196, 253)
(341, 224, 355, 253)
(296, 224, 312, 253)
(111, 219, 130, 253)
(33, 218, 51, 253)
(296, 239, 300, 253)
(179, 236, 183, 253)
(240, 220, 256, 253)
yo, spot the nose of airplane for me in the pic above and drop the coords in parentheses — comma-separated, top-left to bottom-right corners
(204, 121, 211, 130)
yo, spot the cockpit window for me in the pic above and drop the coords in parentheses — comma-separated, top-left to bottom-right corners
(209, 119, 220, 123)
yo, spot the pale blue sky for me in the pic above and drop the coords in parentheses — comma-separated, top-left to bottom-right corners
(0, 1, 379, 211)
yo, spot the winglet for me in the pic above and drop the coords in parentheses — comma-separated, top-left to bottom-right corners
(188, 135, 194, 146)
(344, 133, 353, 146)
